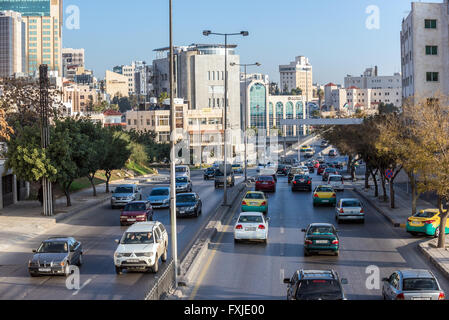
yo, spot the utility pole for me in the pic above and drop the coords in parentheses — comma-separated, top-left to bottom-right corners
(39, 64, 53, 217)
(169, 0, 178, 286)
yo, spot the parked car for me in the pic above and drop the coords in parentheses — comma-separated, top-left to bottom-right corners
(284, 269, 347, 300)
(147, 187, 170, 209)
(327, 174, 345, 191)
(255, 175, 276, 192)
(176, 193, 202, 218)
(382, 270, 445, 300)
(234, 212, 269, 244)
(203, 167, 216, 180)
(292, 174, 312, 192)
(322, 167, 339, 181)
(335, 198, 364, 223)
(302, 223, 340, 256)
(120, 201, 153, 226)
(406, 209, 449, 237)
(175, 165, 190, 178)
(114, 221, 168, 274)
(242, 191, 268, 214)
(313, 185, 337, 207)
(28, 237, 83, 277)
(175, 176, 193, 193)
(111, 184, 143, 209)
(214, 166, 235, 189)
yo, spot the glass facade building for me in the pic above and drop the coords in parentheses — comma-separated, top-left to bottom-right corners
(0, 0, 50, 16)
(249, 83, 266, 129)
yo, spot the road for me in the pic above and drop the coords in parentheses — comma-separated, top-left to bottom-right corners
(0, 168, 255, 300)
(189, 143, 449, 300)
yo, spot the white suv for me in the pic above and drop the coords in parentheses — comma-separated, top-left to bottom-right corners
(114, 221, 168, 274)
(327, 174, 344, 191)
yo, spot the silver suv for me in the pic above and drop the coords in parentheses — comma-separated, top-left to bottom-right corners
(111, 184, 143, 209)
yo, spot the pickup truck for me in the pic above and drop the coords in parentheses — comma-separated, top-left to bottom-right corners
(215, 164, 235, 189)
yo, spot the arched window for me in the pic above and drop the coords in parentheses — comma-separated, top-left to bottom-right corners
(249, 83, 266, 129)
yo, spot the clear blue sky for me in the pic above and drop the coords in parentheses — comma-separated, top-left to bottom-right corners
(62, 0, 439, 85)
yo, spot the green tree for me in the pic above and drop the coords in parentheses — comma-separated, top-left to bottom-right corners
(158, 92, 169, 106)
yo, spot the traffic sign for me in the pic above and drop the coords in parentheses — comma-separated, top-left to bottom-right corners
(385, 169, 394, 180)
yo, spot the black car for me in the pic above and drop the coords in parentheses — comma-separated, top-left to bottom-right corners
(277, 165, 290, 176)
(204, 167, 215, 180)
(322, 168, 339, 181)
(176, 193, 202, 218)
(28, 237, 83, 277)
(284, 269, 348, 300)
(292, 174, 312, 192)
(306, 162, 315, 174)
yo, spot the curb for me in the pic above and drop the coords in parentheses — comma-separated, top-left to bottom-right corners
(418, 240, 449, 281)
(352, 188, 401, 228)
(54, 195, 111, 223)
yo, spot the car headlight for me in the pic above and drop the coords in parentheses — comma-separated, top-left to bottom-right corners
(127, 195, 134, 200)
(163, 199, 169, 204)
(136, 215, 146, 219)
(115, 252, 124, 258)
(187, 206, 196, 211)
(142, 252, 154, 258)
(111, 197, 116, 200)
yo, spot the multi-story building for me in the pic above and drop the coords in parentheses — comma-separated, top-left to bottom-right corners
(279, 56, 313, 96)
(113, 61, 153, 99)
(62, 48, 85, 81)
(0, 0, 63, 74)
(345, 67, 401, 90)
(0, 10, 25, 77)
(74, 66, 94, 85)
(105, 70, 129, 98)
(63, 83, 99, 114)
(401, 0, 449, 100)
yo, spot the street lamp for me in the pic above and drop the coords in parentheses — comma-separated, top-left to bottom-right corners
(230, 62, 261, 182)
(203, 30, 249, 206)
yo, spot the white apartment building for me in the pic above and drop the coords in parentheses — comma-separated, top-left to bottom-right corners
(279, 56, 313, 96)
(0, 11, 25, 77)
(401, 0, 449, 99)
(345, 67, 401, 90)
(62, 48, 85, 81)
(330, 87, 402, 112)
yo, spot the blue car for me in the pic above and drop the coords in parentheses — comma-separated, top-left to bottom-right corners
(176, 193, 202, 218)
(147, 187, 170, 209)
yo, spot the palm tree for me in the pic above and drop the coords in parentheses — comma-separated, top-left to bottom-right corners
(317, 88, 324, 110)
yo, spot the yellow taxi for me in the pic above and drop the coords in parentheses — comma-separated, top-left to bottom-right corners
(241, 191, 268, 214)
(301, 145, 312, 152)
(313, 185, 337, 207)
(406, 209, 449, 237)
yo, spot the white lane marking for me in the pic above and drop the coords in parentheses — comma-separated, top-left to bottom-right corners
(280, 243, 285, 256)
(72, 278, 92, 296)
(280, 227, 285, 234)
(280, 269, 285, 284)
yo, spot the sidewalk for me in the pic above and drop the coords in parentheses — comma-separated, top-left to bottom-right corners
(350, 175, 449, 281)
(0, 173, 162, 252)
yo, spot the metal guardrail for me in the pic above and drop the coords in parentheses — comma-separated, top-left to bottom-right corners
(145, 258, 175, 300)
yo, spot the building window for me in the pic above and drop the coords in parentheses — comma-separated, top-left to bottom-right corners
(426, 45, 438, 55)
(425, 19, 437, 29)
(426, 72, 439, 82)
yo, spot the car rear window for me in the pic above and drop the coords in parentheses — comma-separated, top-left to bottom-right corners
(403, 278, 439, 291)
(245, 193, 264, 200)
(258, 176, 274, 181)
(342, 200, 361, 207)
(124, 203, 146, 211)
(415, 211, 438, 218)
(329, 176, 342, 182)
(296, 280, 342, 299)
(295, 175, 307, 180)
(316, 187, 333, 192)
(238, 215, 263, 223)
(308, 226, 334, 234)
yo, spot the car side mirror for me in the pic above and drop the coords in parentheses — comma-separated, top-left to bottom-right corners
(341, 278, 348, 285)
(32, 249, 37, 253)
(114, 239, 119, 244)
(283, 278, 292, 284)
(301, 229, 306, 232)
(266, 217, 271, 222)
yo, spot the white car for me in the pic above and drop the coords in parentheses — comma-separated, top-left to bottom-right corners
(114, 221, 168, 274)
(298, 166, 310, 176)
(327, 174, 344, 191)
(234, 212, 269, 244)
(336, 198, 364, 223)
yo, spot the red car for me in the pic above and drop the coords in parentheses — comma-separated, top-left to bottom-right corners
(255, 176, 276, 192)
(120, 201, 154, 226)
(317, 164, 328, 175)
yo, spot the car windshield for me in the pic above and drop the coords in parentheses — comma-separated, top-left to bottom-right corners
(177, 194, 196, 203)
(176, 177, 188, 183)
(124, 203, 146, 211)
(308, 226, 335, 234)
(316, 187, 333, 192)
(114, 187, 133, 194)
(176, 167, 187, 172)
(150, 189, 169, 196)
(403, 278, 439, 291)
(37, 241, 68, 253)
(415, 211, 437, 218)
(245, 193, 264, 200)
(296, 280, 342, 299)
(258, 176, 273, 181)
(329, 176, 342, 182)
(238, 215, 263, 223)
(121, 232, 153, 244)
(342, 200, 361, 207)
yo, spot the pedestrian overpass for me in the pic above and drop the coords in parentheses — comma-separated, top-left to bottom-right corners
(280, 118, 364, 126)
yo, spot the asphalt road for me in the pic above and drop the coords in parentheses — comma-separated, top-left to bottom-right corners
(189, 145, 449, 300)
(0, 168, 255, 300)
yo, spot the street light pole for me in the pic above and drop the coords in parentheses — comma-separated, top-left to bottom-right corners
(169, 0, 178, 286)
(203, 30, 249, 206)
(230, 62, 261, 182)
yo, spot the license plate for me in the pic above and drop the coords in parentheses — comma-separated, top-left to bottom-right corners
(250, 202, 258, 206)
(411, 222, 421, 226)
(127, 259, 139, 263)
(412, 297, 431, 300)
(180, 211, 185, 214)
(315, 240, 328, 244)
(245, 227, 257, 231)
(300, 179, 305, 182)
(38, 268, 51, 272)
(322, 200, 329, 203)
(127, 219, 136, 222)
